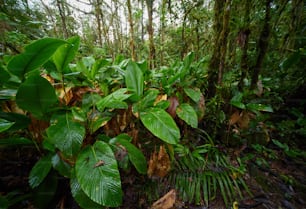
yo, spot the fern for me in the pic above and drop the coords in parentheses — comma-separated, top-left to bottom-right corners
(169, 141, 251, 207)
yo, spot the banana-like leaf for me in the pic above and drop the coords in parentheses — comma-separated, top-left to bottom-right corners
(7, 38, 66, 79)
(125, 61, 144, 101)
(16, 74, 58, 119)
(140, 108, 180, 144)
(184, 88, 201, 103)
(75, 141, 122, 207)
(53, 36, 80, 73)
(96, 88, 131, 112)
(0, 119, 14, 133)
(46, 113, 85, 157)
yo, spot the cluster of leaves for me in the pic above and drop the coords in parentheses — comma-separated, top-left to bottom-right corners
(0, 36, 210, 208)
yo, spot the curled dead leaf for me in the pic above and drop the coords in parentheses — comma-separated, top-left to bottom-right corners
(167, 96, 179, 118)
(147, 145, 171, 178)
(151, 189, 176, 209)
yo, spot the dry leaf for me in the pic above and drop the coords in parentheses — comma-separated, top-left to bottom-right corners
(148, 145, 171, 178)
(151, 189, 176, 209)
(154, 94, 167, 105)
(229, 111, 241, 126)
(167, 96, 179, 118)
(237, 110, 250, 129)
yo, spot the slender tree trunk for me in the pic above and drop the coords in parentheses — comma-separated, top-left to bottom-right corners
(159, 0, 167, 65)
(127, 0, 136, 61)
(238, 0, 251, 90)
(250, 0, 272, 89)
(56, 0, 69, 38)
(92, 0, 103, 47)
(146, 0, 156, 69)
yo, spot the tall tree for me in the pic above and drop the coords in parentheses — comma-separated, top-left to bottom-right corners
(127, 0, 136, 60)
(146, 0, 156, 68)
(250, 0, 272, 89)
(56, 0, 69, 38)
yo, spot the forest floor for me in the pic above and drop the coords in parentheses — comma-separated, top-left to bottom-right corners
(1, 141, 305, 209)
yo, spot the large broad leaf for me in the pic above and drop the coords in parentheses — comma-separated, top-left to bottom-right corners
(125, 61, 144, 101)
(96, 88, 131, 112)
(75, 141, 122, 207)
(140, 108, 180, 144)
(29, 154, 52, 188)
(70, 169, 103, 209)
(109, 134, 147, 174)
(7, 38, 66, 79)
(16, 74, 58, 118)
(51, 153, 72, 178)
(0, 137, 33, 146)
(53, 36, 80, 73)
(46, 113, 85, 157)
(132, 89, 159, 113)
(176, 103, 198, 128)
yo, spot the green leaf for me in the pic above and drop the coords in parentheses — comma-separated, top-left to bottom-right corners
(0, 137, 33, 146)
(133, 89, 159, 113)
(53, 36, 80, 73)
(46, 113, 85, 157)
(230, 101, 246, 109)
(140, 108, 180, 144)
(7, 38, 66, 79)
(176, 103, 198, 128)
(125, 61, 144, 101)
(0, 89, 17, 100)
(96, 88, 131, 112)
(184, 88, 201, 103)
(0, 195, 9, 209)
(16, 74, 58, 118)
(0, 112, 31, 131)
(0, 119, 15, 133)
(76, 141, 122, 207)
(29, 154, 52, 188)
(109, 134, 147, 174)
(70, 169, 103, 209)
(51, 153, 72, 178)
(246, 103, 273, 112)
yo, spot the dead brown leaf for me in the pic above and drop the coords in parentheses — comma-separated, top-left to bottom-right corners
(147, 145, 171, 178)
(151, 189, 176, 209)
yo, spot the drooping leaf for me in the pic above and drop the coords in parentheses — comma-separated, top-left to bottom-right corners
(140, 108, 180, 144)
(70, 169, 103, 209)
(29, 154, 52, 188)
(109, 134, 147, 174)
(16, 74, 58, 118)
(53, 36, 80, 73)
(176, 103, 198, 128)
(230, 101, 246, 109)
(46, 113, 85, 157)
(75, 141, 122, 207)
(0, 112, 31, 131)
(0, 119, 15, 133)
(0, 89, 17, 100)
(7, 38, 66, 79)
(125, 61, 144, 101)
(132, 89, 159, 113)
(0, 137, 33, 146)
(184, 88, 201, 103)
(51, 153, 72, 178)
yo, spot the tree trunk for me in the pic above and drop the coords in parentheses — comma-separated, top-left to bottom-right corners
(159, 0, 167, 65)
(56, 0, 69, 38)
(146, 0, 156, 69)
(250, 0, 272, 89)
(127, 0, 136, 61)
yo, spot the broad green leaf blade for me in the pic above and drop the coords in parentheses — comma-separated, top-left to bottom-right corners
(184, 88, 201, 103)
(29, 154, 52, 188)
(7, 38, 67, 79)
(246, 103, 273, 112)
(0, 119, 15, 133)
(51, 153, 72, 178)
(0, 112, 31, 131)
(53, 36, 80, 73)
(132, 89, 159, 113)
(176, 103, 198, 128)
(70, 169, 103, 209)
(96, 88, 130, 112)
(46, 113, 85, 157)
(230, 101, 246, 109)
(109, 134, 147, 174)
(0, 137, 33, 146)
(16, 74, 58, 118)
(125, 61, 144, 101)
(140, 108, 180, 144)
(76, 141, 122, 207)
